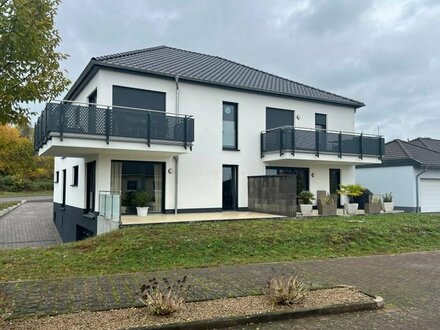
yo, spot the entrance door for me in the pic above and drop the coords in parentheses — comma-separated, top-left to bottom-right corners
(86, 162, 96, 213)
(223, 165, 238, 210)
(329, 169, 341, 206)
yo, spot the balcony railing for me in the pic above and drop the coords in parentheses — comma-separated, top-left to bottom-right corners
(261, 126, 384, 159)
(34, 101, 195, 151)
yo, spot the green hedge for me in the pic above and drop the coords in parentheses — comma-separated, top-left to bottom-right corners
(0, 176, 52, 192)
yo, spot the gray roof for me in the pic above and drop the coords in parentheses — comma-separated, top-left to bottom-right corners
(409, 137, 440, 153)
(381, 139, 440, 167)
(66, 46, 364, 108)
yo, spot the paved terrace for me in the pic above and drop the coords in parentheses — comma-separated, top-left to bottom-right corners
(0, 251, 439, 329)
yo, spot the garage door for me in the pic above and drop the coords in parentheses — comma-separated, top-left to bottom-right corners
(420, 179, 440, 212)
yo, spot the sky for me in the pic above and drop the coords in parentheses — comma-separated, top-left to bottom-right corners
(35, 0, 440, 141)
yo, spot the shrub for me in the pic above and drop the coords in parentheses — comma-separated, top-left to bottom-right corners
(337, 184, 366, 203)
(131, 191, 152, 208)
(138, 276, 188, 316)
(383, 192, 393, 203)
(298, 191, 315, 205)
(266, 274, 308, 306)
(320, 194, 336, 205)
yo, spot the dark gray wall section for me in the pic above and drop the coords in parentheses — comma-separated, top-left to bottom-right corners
(112, 85, 166, 111)
(53, 203, 97, 242)
(248, 175, 297, 217)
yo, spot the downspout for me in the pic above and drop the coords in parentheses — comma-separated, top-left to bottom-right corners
(173, 76, 180, 214)
(415, 166, 428, 213)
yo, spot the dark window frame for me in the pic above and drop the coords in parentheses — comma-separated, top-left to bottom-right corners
(315, 113, 327, 130)
(71, 165, 79, 187)
(266, 166, 310, 194)
(88, 89, 97, 105)
(54, 171, 59, 183)
(222, 101, 238, 151)
(62, 169, 67, 207)
(266, 107, 295, 130)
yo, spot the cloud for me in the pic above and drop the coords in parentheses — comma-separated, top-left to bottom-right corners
(30, 0, 440, 142)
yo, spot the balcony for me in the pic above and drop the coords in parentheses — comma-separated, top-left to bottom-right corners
(261, 126, 384, 164)
(34, 101, 195, 157)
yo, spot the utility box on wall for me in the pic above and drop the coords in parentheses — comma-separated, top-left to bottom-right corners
(248, 175, 297, 217)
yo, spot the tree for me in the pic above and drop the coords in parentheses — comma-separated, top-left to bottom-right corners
(0, 0, 70, 125)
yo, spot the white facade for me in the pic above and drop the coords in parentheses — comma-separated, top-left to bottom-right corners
(46, 68, 381, 214)
(356, 166, 440, 212)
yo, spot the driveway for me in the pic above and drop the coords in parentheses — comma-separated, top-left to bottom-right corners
(0, 195, 52, 203)
(0, 201, 61, 249)
(233, 251, 440, 329)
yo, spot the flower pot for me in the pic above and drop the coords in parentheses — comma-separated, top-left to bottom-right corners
(344, 203, 359, 215)
(136, 207, 149, 217)
(383, 202, 394, 213)
(300, 204, 313, 216)
(364, 203, 381, 214)
(318, 204, 337, 216)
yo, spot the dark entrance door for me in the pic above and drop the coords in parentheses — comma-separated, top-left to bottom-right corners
(86, 161, 96, 213)
(222, 165, 238, 210)
(329, 169, 341, 206)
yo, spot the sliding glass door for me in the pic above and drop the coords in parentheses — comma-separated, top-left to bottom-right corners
(111, 161, 164, 214)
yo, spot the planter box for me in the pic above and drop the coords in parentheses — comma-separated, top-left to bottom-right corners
(318, 204, 337, 216)
(300, 204, 313, 216)
(365, 203, 381, 214)
(383, 202, 394, 213)
(344, 203, 359, 216)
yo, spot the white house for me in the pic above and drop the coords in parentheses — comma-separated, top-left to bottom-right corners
(34, 46, 383, 242)
(357, 138, 440, 213)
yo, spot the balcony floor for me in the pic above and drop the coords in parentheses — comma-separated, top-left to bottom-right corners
(121, 211, 284, 225)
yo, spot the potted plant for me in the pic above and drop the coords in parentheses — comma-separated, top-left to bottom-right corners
(337, 184, 366, 216)
(318, 194, 337, 216)
(382, 192, 394, 213)
(364, 195, 381, 214)
(121, 191, 135, 214)
(132, 191, 152, 216)
(298, 191, 315, 216)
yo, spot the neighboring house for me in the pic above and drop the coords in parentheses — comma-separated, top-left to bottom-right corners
(34, 45, 383, 242)
(357, 138, 440, 213)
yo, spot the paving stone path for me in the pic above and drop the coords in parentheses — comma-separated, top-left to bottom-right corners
(0, 251, 439, 328)
(0, 202, 61, 249)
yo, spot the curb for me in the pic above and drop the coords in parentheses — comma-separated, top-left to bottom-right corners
(130, 291, 384, 330)
(0, 200, 26, 219)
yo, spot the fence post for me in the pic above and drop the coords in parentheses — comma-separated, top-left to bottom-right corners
(184, 116, 188, 150)
(59, 104, 64, 142)
(280, 128, 284, 156)
(106, 106, 110, 144)
(315, 129, 320, 157)
(359, 133, 363, 159)
(147, 111, 151, 147)
(291, 127, 295, 156)
(338, 132, 342, 158)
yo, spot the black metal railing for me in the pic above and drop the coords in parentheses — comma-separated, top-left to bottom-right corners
(261, 126, 384, 159)
(34, 102, 195, 151)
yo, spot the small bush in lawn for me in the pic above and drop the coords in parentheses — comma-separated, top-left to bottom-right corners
(266, 274, 308, 306)
(138, 276, 188, 316)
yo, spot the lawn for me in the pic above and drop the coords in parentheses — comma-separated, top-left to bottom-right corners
(1, 213, 440, 281)
(0, 202, 19, 211)
(0, 191, 52, 198)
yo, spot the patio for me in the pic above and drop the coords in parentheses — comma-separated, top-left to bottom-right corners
(121, 211, 284, 226)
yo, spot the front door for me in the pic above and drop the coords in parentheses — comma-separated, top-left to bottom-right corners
(329, 169, 341, 207)
(222, 165, 238, 210)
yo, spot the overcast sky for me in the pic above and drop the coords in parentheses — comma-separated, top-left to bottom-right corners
(37, 0, 440, 141)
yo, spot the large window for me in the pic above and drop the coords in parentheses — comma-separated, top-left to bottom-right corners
(223, 102, 238, 150)
(315, 113, 327, 130)
(266, 107, 294, 130)
(266, 167, 309, 195)
(111, 161, 164, 214)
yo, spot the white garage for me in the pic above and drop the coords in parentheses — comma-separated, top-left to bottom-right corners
(420, 179, 440, 213)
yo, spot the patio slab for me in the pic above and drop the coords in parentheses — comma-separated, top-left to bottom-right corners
(121, 211, 285, 226)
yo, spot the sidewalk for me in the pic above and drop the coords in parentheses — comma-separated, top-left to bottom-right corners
(1, 250, 439, 323)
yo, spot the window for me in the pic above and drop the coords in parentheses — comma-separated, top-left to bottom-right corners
(315, 113, 327, 130)
(266, 108, 294, 129)
(266, 166, 309, 195)
(223, 102, 238, 150)
(62, 170, 66, 207)
(54, 171, 59, 183)
(88, 89, 97, 105)
(72, 165, 79, 186)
